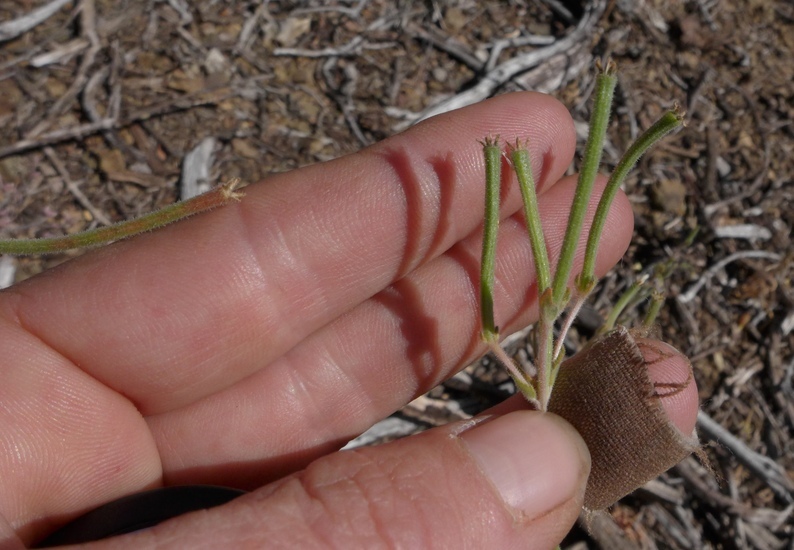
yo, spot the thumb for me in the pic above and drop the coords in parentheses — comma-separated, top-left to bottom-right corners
(101, 411, 590, 549)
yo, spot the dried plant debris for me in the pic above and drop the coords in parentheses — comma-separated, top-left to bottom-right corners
(1, 0, 792, 548)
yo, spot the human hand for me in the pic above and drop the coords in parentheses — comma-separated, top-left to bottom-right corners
(0, 92, 698, 549)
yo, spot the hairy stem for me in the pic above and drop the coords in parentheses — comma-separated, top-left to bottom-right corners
(488, 340, 538, 406)
(600, 274, 648, 334)
(536, 293, 555, 410)
(643, 291, 665, 327)
(552, 290, 588, 364)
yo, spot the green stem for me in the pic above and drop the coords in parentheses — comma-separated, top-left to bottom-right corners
(643, 291, 665, 327)
(600, 274, 648, 334)
(480, 137, 502, 341)
(510, 143, 551, 294)
(536, 294, 555, 410)
(578, 107, 684, 292)
(0, 179, 244, 255)
(551, 61, 617, 306)
(552, 290, 587, 363)
(488, 340, 538, 407)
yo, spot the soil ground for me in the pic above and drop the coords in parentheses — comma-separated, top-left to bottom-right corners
(1, 1, 792, 548)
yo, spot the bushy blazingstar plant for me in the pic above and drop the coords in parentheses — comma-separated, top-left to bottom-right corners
(479, 60, 684, 411)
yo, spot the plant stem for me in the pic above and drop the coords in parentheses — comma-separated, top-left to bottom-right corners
(551, 60, 617, 306)
(535, 292, 555, 410)
(0, 179, 244, 255)
(488, 340, 538, 406)
(578, 107, 684, 293)
(643, 291, 665, 327)
(600, 274, 648, 334)
(480, 137, 502, 342)
(552, 290, 587, 363)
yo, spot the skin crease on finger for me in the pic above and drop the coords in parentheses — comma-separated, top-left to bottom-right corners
(0, 90, 693, 546)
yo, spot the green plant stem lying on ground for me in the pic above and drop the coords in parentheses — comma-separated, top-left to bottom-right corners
(479, 60, 684, 411)
(0, 178, 244, 255)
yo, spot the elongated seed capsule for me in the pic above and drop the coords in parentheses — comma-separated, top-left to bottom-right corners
(0, 179, 244, 255)
(511, 143, 551, 295)
(480, 137, 501, 341)
(551, 62, 618, 306)
(578, 108, 684, 293)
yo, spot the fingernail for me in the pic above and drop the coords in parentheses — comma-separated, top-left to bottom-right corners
(460, 411, 590, 520)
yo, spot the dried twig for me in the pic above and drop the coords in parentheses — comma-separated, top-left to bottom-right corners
(322, 58, 371, 147)
(678, 250, 782, 304)
(166, 0, 193, 25)
(403, 0, 606, 125)
(342, 417, 419, 450)
(276, 37, 397, 59)
(234, 1, 271, 54)
(43, 146, 112, 226)
(25, 0, 102, 139)
(0, 88, 235, 160)
(697, 411, 794, 504)
(539, 0, 576, 24)
(713, 224, 772, 241)
(0, 118, 116, 159)
(0, 0, 73, 42)
(580, 510, 640, 550)
(292, 0, 370, 19)
(404, 23, 484, 72)
(81, 57, 143, 166)
(674, 456, 749, 515)
(484, 32, 557, 73)
(30, 38, 90, 68)
(642, 503, 701, 548)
